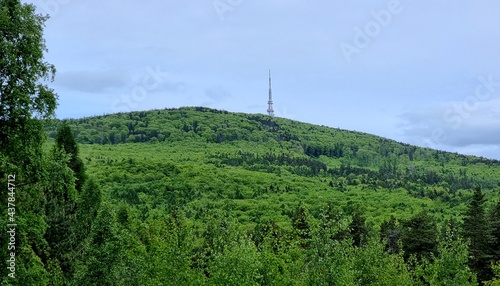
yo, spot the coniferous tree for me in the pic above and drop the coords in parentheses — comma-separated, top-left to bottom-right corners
(349, 210, 368, 247)
(463, 186, 494, 281)
(75, 178, 102, 246)
(43, 148, 79, 281)
(401, 210, 438, 261)
(292, 202, 312, 248)
(489, 198, 500, 262)
(55, 122, 86, 191)
(42, 122, 92, 282)
(380, 215, 400, 254)
(72, 203, 122, 286)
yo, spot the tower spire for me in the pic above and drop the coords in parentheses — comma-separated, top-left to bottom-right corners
(267, 69, 274, 117)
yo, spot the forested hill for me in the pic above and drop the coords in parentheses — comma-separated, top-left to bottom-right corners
(46, 106, 500, 195)
(41, 106, 500, 284)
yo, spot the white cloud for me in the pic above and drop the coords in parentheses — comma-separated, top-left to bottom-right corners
(55, 69, 129, 93)
(400, 97, 500, 159)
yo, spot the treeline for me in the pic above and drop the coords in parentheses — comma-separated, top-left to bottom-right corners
(206, 148, 494, 203)
(209, 151, 327, 176)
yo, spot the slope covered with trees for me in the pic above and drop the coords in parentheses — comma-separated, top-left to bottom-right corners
(42, 107, 500, 284)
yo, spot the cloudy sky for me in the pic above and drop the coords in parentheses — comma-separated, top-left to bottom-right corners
(25, 0, 500, 159)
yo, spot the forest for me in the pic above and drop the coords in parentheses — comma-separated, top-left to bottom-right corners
(1, 1, 500, 285)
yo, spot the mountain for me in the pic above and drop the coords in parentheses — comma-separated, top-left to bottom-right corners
(44, 106, 500, 227)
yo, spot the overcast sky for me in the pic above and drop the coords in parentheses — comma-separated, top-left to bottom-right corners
(25, 0, 500, 160)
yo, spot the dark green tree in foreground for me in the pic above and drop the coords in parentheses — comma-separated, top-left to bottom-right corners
(349, 210, 369, 247)
(292, 202, 312, 248)
(0, 0, 57, 283)
(380, 215, 401, 254)
(401, 210, 438, 261)
(0, 0, 57, 173)
(463, 186, 495, 281)
(489, 196, 500, 263)
(55, 122, 86, 191)
(44, 123, 93, 281)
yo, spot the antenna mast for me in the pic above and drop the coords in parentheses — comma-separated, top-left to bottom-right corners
(267, 69, 274, 117)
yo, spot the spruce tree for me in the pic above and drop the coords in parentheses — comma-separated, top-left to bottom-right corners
(380, 215, 400, 254)
(292, 202, 312, 248)
(401, 210, 438, 260)
(488, 198, 500, 263)
(349, 210, 368, 247)
(44, 148, 79, 280)
(76, 178, 102, 242)
(55, 122, 86, 191)
(463, 186, 494, 282)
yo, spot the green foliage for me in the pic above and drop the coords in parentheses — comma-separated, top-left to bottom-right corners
(349, 210, 368, 247)
(208, 238, 262, 285)
(463, 186, 495, 281)
(6, 0, 499, 282)
(420, 233, 477, 285)
(488, 197, 500, 262)
(401, 210, 438, 261)
(55, 122, 86, 191)
(75, 178, 101, 244)
(0, 1, 59, 284)
(72, 203, 148, 286)
(38, 107, 500, 284)
(292, 202, 312, 248)
(0, 0, 57, 179)
(485, 262, 500, 286)
(380, 215, 400, 254)
(43, 148, 79, 278)
(352, 238, 414, 286)
(147, 210, 204, 285)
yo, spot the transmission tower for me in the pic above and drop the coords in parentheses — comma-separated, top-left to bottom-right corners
(267, 69, 274, 117)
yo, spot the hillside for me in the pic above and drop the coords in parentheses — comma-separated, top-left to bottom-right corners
(45, 106, 500, 226)
(40, 106, 500, 284)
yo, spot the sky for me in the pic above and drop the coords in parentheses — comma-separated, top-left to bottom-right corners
(25, 0, 500, 160)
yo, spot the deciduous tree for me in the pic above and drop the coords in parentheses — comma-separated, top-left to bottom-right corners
(0, 0, 57, 283)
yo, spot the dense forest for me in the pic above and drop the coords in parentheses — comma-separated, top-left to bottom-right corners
(2, 1, 500, 285)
